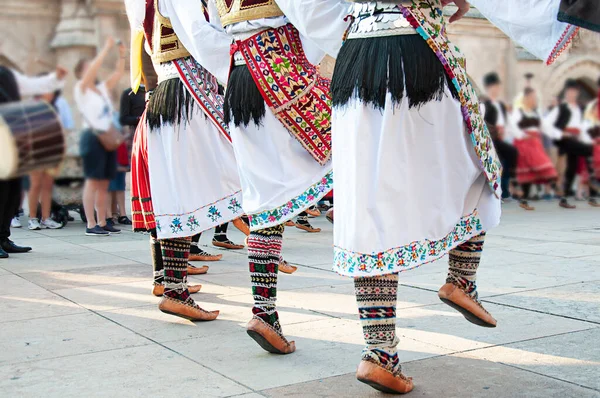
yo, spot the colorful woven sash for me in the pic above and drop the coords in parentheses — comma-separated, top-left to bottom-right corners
(173, 57, 231, 142)
(234, 24, 333, 165)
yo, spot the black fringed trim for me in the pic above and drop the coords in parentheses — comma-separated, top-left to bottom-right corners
(331, 34, 459, 110)
(224, 65, 266, 127)
(146, 78, 194, 130)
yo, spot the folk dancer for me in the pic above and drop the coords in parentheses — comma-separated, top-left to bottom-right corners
(544, 79, 599, 208)
(483, 72, 519, 200)
(508, 88, 559, 210)
(126, 0, 245, 321)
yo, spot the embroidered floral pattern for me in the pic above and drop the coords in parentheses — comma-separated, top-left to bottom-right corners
(170, 218, 184, 234)
(207, 205, 223, 222)
(333, 211, 484, 277)
(228, 197, 242, 214)
(154, 191, 243, 240)
(399, 1, 502, 199)
(249, 170, 333, 230)
(186, 215, 200, 232)
(238, 24, 333, 166)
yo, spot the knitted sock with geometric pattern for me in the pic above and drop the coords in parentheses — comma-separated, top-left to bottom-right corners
(248, 224, 285, 332)
(150, 234, 164, 286)
(354, 273, 401, 374)
(160, 237, 193, 303)
(447, 233, 486, 301)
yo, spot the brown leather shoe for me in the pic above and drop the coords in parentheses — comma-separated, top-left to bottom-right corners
(212, 239, 245, 250)
(188, 284, 202, 294)
(187, 264, 209, 275)
(519, 201, 535, 211)
(356, 361, 414, 394)
(152, 284, 164, 297)
(158, 297, 219, 321)
(306, 208, 321, 217)
(285, 220, 295, 227)
(589, 199, 600, 208)
(296, 223, 321, 233)
(232, 217, 250, 236)
(189, 253, 222, 262)
(246, 317, 296, 354)
(438, 283, 497, 327)
(278, 260, 297, 274)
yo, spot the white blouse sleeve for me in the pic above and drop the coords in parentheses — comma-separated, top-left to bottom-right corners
(543, 106, 563, 140)
(12, 70, 64, 97)
(508, 110, 525, 140)
(275, 0, 353, 60)
(468, 0, 577, 64)
(162, 0, 233, 85)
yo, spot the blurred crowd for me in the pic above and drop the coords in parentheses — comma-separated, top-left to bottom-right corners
(481, 72, 600, 211)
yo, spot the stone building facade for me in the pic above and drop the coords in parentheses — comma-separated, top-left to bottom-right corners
(1, 2, 599, 126)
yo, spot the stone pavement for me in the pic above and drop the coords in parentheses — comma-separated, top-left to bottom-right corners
(1, 201, 599, 397)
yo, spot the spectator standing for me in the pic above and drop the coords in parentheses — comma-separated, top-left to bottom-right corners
(74, 36, 126, 236)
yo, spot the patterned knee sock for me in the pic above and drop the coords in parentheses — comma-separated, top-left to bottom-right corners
(160, 237, 193, 302)
(150, 234, 164, 286)
(447, 233, 486, 301)
(248, 224, 284, 331)
(355, 274, 400, 374)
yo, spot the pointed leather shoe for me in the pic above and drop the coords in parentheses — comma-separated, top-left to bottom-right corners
(356, 361, 414, 394)
(438, 283, 497, 327)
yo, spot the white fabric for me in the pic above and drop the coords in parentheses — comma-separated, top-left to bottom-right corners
(544, 103, 588, 142)
(148, 106, 243, 240)
(509, 109, 560, 141)
(162, 0, 233, 84)
(229, 110, 332, 227)
(332, 90, 501, 277)
(12, 70, 64, 98)
(73, 82, 114, 131)
(469, 0, 575, 63)
(275, 0, 353, 59)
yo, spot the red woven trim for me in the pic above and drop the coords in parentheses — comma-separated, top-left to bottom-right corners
(547, 25, 580, 66)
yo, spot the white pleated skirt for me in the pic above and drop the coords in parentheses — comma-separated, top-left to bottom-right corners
(332, 89, 501, 277)
(229, 110, 333, 231)
(148, 107, 243, 240)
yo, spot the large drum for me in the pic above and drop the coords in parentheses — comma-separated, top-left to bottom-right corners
(0, 100, 65, 180)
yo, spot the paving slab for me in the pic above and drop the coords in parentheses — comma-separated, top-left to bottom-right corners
(463, 328, 600, 391)
(166, 318, 452, 391)
(260, 354, 600, 398)
(395, 302, 593, 352)
(1, 250, 135, 274)
(0, 274, 86, 323)
(0, 345, 250, 397)
(485, 281, 600, 323)
(0, 312, 149, 365)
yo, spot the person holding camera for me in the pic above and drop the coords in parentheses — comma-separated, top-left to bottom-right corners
(74, 37, 126, 236)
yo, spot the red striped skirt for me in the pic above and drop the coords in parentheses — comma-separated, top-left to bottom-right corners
(130, 110, 156, 232)
(594, 139, 600, 178)
(514, 131, 558, 184)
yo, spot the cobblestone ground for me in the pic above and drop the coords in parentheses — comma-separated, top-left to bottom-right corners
(1, 201, 599, 397)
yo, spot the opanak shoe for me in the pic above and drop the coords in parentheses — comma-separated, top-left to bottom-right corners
(42, 218, 63, 229)
(86, 225, 110, 237)
(438, 283, 497, 327)
(296, 222, 321, 233)
(356, 361, 414, 394)
(278, 260, 297, 274)
(212, 239, 244, 250)
(153, 284, 201, 297)
(28, 218, 41, 231)
(232, 217, 250, 236)
(158, 297, 219, 321)
(187, 264, 209, 275)
(189, 247, 222, 262)
(519, 200, 535, 211)
(11, 217, 21, 228)
(559, 199, 576, 209)
(246, 316, 295, 354)
(589, 198, 600, 208)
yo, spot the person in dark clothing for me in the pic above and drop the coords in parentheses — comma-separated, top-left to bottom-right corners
(545, 79, 599, 209)
(119, 85, 146, 131)
(0, 65, 67, 258)
(483, 72, 519, 200)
